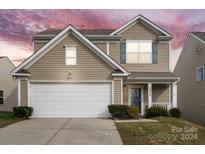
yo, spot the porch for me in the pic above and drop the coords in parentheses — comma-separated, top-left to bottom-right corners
(122, 72, 179, 115)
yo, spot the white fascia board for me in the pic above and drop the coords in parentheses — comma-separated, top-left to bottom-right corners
(10, 73, 30, 76)
(112, 73, 129, 76)
(12, 25, 128, 75)
(109, 15, 171, 37)
(190, 33, 205, 45)
(127, 77, 180, 80)
(11, 25, 72, 74)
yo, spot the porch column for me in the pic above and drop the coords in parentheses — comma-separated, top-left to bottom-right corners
(148, 83, 152, 108)
(172, 81, 177, 108)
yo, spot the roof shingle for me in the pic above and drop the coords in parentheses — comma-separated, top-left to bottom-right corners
(191, 32, 205, 42)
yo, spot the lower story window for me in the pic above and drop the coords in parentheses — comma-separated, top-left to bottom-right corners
(0, 90, 4, 104)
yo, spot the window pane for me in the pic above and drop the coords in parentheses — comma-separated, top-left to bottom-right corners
(126, 41, 139, 53)
(127, 53, 138, 63)
(65, 46, 76, 65)
(0, 91, 3, 97)
(66, 49, 76, 57)
(196, 66, 204, 81)
(66, 58, 76, 65)
(0, 98, 3, 104)
(139, 42, 152, 53)
(138, 53, 152, 63)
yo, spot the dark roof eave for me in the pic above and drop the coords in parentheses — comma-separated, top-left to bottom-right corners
(32, 35, 121, 41)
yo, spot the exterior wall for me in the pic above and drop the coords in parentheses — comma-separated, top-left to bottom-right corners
(28, 34, 114, 80)
(109, 42, 121, 63)
(0, 57, 17, 111)
(121, 42, 169, 72)
(94, 23, 169, 72)
(119, 22, 158, 40)
(174, 35, 205, 126)
(152, 84, 169, 102)
(114, 79, 122, 104)
(94, 42, 107, 53)
(33, 41, 48, 52)
(20, 80, 28, 106)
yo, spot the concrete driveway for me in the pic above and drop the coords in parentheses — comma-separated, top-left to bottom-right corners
(0, 118, 122, 145)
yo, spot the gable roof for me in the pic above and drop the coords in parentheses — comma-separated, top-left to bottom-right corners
(109, 14, 172, 37)
(191, 32, 205, 44)
(11, 25, 128, 76)
(35, 29, 115, 36)
(174, 32, 205, 72)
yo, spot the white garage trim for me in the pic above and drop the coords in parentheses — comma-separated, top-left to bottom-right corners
(17, 79, 21, 106)
(30, 81, 113, 118)
(27, 80, 30, 107)
(30, 80, 113, 83)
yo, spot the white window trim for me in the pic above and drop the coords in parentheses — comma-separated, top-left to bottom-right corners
(196, 65, 204, 81)
(106, 42, 110, 55)
(0, 90, 4, 105)
(126, 40, 153, 64)
(65, 46, 77, 65)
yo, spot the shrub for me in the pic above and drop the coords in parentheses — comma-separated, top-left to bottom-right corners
(169, 108, 181, 118)
(146, 106, 169, 118)
(13, 106, 33, 118)
(108, 105, 129, 119)
(127, 106, 139, 118)
(108, 105, 140, 119)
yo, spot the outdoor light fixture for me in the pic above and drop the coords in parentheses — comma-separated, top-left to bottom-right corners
(67, 72, 72, 79)
(123, 84, 127, 90)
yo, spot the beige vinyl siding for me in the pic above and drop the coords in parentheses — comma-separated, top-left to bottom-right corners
(0, 57, 17, 111)
(152, 84, 169, 102)
(33, 41, 48, 52)
(119, 22, 158, 40)
(119, 22, 169, 72)
(114, 79, 122, 104)
(174, 35, 205, 126)
(20, 80, 28, 106)
(94, 43, 107, 53)
(109, 42, 120, 63)
(28, 34, 114, 80)
(121, 42, 169, 72)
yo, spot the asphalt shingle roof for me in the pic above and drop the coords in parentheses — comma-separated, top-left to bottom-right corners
(35, 29, 115, 36)
(191, 32, 205, 42)
(128, 72, 177, 78)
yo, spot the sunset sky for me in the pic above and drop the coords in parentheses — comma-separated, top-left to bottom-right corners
(0, 9, 205, 70)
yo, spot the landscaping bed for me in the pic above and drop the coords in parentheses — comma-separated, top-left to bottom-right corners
(0, 112, 25, 128)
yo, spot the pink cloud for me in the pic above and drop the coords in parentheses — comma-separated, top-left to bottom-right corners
(0, 10, 205, 69)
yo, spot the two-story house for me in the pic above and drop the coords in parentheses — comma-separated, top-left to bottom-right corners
(174, 32, 205, 126)
(11, 15, 179, 118)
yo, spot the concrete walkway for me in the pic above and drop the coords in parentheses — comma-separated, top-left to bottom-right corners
(0, 118, 122, 145)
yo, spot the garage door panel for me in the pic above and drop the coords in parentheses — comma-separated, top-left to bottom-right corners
(30, 82, 112, 117)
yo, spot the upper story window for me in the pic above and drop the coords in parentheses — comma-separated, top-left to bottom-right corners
(126, 40, 152, 64)
(0, 90, 4, 104)
(65, 46, 77, 65)
(196, 65, 204, 81)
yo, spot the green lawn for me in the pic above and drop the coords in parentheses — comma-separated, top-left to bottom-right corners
(0, 112, 25, 128)
(116, 117, 205, 145)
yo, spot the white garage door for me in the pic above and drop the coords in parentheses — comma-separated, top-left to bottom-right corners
(30, 82, 112, 118)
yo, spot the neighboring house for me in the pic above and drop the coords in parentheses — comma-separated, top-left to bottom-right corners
(0, 56, 17, 111)
(174, 32, 205, 126)
(11, 14, 179, 118)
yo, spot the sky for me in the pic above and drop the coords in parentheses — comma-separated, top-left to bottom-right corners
(0, 9, 205, 70)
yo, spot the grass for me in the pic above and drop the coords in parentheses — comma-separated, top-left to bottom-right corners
(116, 117, 205, 145)
(0, 112, 25, 128)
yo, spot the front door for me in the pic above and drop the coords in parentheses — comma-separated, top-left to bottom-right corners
(131, 88, 141, 113)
